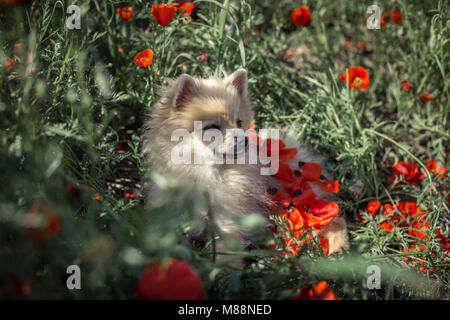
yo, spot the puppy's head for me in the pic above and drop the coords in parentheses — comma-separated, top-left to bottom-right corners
(161, 69, 254, 162)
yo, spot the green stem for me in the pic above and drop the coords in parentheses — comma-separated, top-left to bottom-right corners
(51, 37, 73, 108)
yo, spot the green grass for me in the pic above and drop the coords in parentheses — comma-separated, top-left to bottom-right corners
(0, 0, 448, 299)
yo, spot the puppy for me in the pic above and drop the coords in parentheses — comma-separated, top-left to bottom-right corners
(141, 69, 348, 256)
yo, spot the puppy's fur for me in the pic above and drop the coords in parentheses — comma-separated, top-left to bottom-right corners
(141, 69, 349, 255)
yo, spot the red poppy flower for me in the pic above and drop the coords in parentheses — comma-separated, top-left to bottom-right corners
(388, 160, 425, 185)
(124, 190, 135, 199)
(435, 230, 450, 252)
(340, 67, 370, 90)
(24, 204, 60, 245)
(420, 91, 433, 102)
(357, 42, 366, 50)
(408, 219, 430, 240)
(5, 59, 20, 72)
(304, 200, 339, 228)
(292, 281, 341, 300)
(300, 162, 322, 181)
(357, 200, 381, 221)
(380, 14, 387, 26)
(290, 6, 311, 27)
(267, 188, 292, 209)
(291, 187, 317, 207)
(320, 238, 330, 255)
(317, 178, 339, 193)
(366, 200, 381, 215)
(260, 138, 297, 179)
(379, 221, 395, 233)
(116, 7, 133, 21)
(196, 54, 208, 61)
(391, 10, 402, 24)
(258, 135, 341, 257)
(136, 259, 204, 300)
(426, 159, 447, 178)
(114, 144, 129, 152)
(274, 163, 294, 182)
(134, 49, 154, 68)
(174, 1, 196, 22)
(401, 81, 413, 93)
(152, 3, 176, 26)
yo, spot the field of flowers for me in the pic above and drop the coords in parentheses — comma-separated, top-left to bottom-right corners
(0, 0, 448, 300)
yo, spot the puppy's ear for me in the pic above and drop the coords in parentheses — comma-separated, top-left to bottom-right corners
(173, 74, 195, 109)
(226, 69, 248, 97)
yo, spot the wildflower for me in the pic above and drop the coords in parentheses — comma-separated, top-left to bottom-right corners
(136, 259, 204, 300)
(357, 42, 366, 50)
(426, 159, 447, 177)
(317, 178, 339, 193)
(134, 49, 154, 68)
(420, 91, 433, 102)
(435, 230, 450, 252)
(5, 59, 19, 72)
(196, 54, 208, 62)
(258, 135, 340, 257)
(300, 162, 322, 181)
(174, 1, 197, 22)
(379, 221, 395, 233)
(124, 190, 135, 199)
(24, 203, 61, 245)
(401, 81, 413, 93)
(408, 218, 430, 240)
(391, 10, 402, 24)
(117, 7, 133, 21)
(152, 3, 176, 26)
(340, 67, 370, 90)
(65, 182, 80, 198)
(305, 200, 339, 228)
(174, 1, 195, 14)
(259, 138, 297, 178)
(357, 200, 381, 221)
(290, 6, 311, 27)
(114, 145, 129, 152)
(366, 200, 381, 215)
(291, 281, 341, 300)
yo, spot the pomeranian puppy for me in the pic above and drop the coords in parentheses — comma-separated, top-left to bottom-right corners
(141, 69, 348, 255)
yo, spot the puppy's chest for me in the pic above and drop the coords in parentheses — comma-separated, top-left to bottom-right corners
(206, 165, 274, 215)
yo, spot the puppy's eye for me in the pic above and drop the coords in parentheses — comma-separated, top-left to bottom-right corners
(203, 124, 220, 131)
(236, 119, 242, 128)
